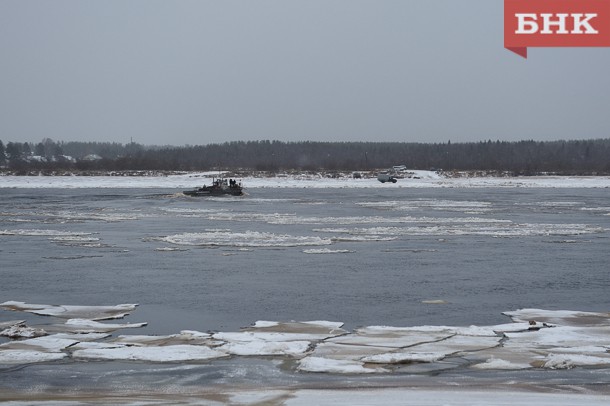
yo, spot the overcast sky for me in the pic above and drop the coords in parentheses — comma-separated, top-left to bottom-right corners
(1, 0, 609, 146)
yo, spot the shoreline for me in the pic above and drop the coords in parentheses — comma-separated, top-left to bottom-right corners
(2, 385, 610, 405)
(1, 171, 610, 189)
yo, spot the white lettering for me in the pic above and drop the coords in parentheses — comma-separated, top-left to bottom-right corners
(540, 13, 569, 34)
(571, 13, 598, 34)
(516, 13, 538, 34)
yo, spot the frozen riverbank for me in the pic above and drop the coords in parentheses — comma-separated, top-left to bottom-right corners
(1, 170, 610, 189)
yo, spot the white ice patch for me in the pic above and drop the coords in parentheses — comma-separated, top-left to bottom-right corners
(298, 356, 385, 374)
(3, 302, 610, 372)
(51, 332, 111, 341)
(327, 327, 455, 348)
(314, 222, 604, 238)
(330, 234, 397, 242)
(159, 230, 332, 248)
(503, 326, 610, 349)
(503, 308, 610, 326)
(198, 211, 509, 227)
(0, 336, 78, 352)
(362, 335, 502, 365)
(0, 301, 138, 320)
(357, 199, 494, 213)
(0, 349, 68, 364)
(50, 210, 142, 222)
(213, 320, 346, 357)
(302, 248, 353, 254)
(0, 324, 47, 339)
(3, 172, 610, 189)
(161, 207, 221, 215)
(48, 236, 101, 242)
(220, 340, 311, 356)
(213, 331, 339, 343)
(64, 318, 148, 332)
(112, 330, 215, 347)
(361, 351, 446, 364)
(72, 344, 227, 362)
(154, 247, 188, 252)
(251, 321, 280, 328)
(0, 229, 93, 237)
(471, 357, 532, 370)
(542, 353, 610, 369)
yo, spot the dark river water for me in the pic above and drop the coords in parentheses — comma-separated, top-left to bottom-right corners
(1, 186, 610, 400)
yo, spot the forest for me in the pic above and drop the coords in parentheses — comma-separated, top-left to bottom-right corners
(1, 138, 609, 175)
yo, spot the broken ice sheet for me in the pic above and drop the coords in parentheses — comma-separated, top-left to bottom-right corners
(0, 301, 138, 320)
(361, 334, 502, 364)
(298, 326, 502, 373)
(72, 330, 229, 362)
(72, 344, 228, 362)
(213, 320, 347, 357)
(302, 248, 354, 254)
(296, 326, 456, 374)
(503, 308, 610, 327)
(326, 326, 456, 348)
(0, 335, 78, 364)
(220, 340, 312, 356)
(55, 318, 148, 333)
(0, 349, 68, 364)
(0, 229, 94, 237)
(468, 312, 610, 370)
(112, 330, 219, 347)
(298, 356, 387, 374)
(158, 230, 332, 248)
(0, 323, 47, 339)
(503, 325, 610, 349)
(298, 341, 394, 373)
(214, 320, 347, 342)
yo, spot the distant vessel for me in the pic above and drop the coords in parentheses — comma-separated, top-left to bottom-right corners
(183, 178, 244, 196)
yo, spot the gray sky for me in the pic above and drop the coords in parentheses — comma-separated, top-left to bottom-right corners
(1, 0, 609, 146)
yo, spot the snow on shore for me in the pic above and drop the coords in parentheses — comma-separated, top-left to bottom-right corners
(1, 171, 610, 188)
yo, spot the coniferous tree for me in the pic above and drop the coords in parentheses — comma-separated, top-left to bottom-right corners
(0, 140, 6, 166)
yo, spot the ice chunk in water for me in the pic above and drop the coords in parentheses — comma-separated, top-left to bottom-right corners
(1, 301, 138, 320)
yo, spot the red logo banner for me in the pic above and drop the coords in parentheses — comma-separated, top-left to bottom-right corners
(504, 0, 610, 58)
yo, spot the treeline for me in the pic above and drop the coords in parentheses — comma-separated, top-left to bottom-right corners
(1, 138, 610, 175)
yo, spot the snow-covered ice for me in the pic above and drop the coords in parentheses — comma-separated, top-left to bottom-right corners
(1, 301, 138, 320)
(72, 344, 227, 362)
(2, 171, 610, 189)
(2, 303, 610, 372)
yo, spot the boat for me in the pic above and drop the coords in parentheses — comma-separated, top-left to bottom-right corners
(183, 178, 244, 196)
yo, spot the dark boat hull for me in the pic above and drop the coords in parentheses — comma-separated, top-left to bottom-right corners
(183, 178, 244, 196)
(183, 188, 243, 196)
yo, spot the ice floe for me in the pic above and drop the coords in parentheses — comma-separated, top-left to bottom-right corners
(0, 229, 94, 237)
(0, 323, 47, 339)
(298, 356, 386, 373)
(357, 199, 494, 214)
(62, 318, 148, 332)
(159, 230, 332, 248)
(113, 330, 216, 347)
(72, 344, 227, 362)
(313, 222, 605, 238)
(302, 248, 354, 254)
(503, 308, 610, 326)
(0, 349, 69, 364)
(2, 302, 610, 374)
(1, 301, 138, 320)
(0, 320, 26, 330)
